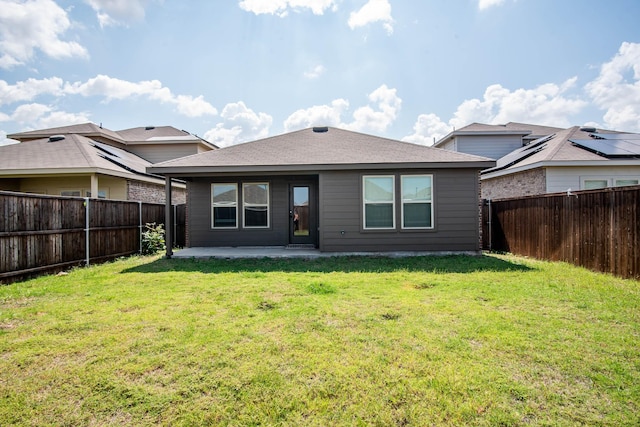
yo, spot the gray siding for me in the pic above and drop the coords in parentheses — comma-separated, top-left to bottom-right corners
(187, 176, 317, 247)
(456, 135, 522, 160)
(129, 144, 199, 163)
(319, 169, 481, 252)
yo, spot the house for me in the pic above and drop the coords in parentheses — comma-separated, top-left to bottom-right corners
(1, 123, 217, 203)
(434, 122, 640, 199)
(434, 122, 563, 160)
(147, 127, 495, 255)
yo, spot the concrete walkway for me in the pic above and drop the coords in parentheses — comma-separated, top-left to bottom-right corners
(170, 246, 479, 259)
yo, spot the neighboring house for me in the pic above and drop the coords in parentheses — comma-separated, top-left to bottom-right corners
(148, 127, 495, 254)
(434, 122, 640, 199)
(1, 123, 217, 203)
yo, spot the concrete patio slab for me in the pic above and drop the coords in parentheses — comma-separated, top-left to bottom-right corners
(170, 247, 479, 259)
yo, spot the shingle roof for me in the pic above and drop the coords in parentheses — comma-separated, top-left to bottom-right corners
(482, 126, 640, 176)
(8, 123, 125, 143)
(149, 127, 495, 175)
(433, 122, 565, 148)
(0, 134, 154, 178)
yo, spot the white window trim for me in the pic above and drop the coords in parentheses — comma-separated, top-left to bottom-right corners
(211, 183, 238, 229)
(401, 174, 434, 230)
(242, 182, 270, 229)
(362, 175, 396, 230)
(581, 176, 640, 190)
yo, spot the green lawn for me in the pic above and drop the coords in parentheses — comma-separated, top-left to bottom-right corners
(1, 254, 638, 426)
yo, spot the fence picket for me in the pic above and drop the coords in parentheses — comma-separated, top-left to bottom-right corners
(0, 191, 185, 283)
(483, 185, 640, 279)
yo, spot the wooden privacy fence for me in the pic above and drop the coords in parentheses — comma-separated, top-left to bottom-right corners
(1, 191, 185, 282)
(482, 185, 640, 279)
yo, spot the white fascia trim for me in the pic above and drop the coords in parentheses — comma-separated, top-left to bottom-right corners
(481, 159, 640, 180)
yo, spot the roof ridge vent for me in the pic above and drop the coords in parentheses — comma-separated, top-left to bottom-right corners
(580, 126, 597, 133)
(312, 126, 329, 133)
(48, 135, 65, 142)
(145, 126, 155, 130)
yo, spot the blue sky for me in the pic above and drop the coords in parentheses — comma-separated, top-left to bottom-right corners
(1, 0, 640, 147)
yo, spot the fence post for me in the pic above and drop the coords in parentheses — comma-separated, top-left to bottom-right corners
(85, 197, 90, 266)
(139, 201, 143, 254)
(487, 199, 492, 251)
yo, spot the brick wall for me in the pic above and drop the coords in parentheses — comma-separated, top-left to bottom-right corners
(126, 180, 186, 204)
(482, 168, 546, 200)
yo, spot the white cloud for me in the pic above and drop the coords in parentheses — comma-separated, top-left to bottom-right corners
(7, 103, 91, 129)
(478, 0, 506, 10)
(585, 42, 640, 132)
(239, 0, 337, 17)
(304, 64, 326, 79)
(0, 0, 88, 68)
(84, 0, 150, 27)
(0, 77, 65, 105)
(348, 0, 394, 35)
(204, 101, 272, 147)
(402, 113, 452, 146)
(284, 84, 401, 133)
(404, 78, 586, 145)
(284, 99, 349, 131)
(347, 84, 401, 132)
(65, 75, 218, 117)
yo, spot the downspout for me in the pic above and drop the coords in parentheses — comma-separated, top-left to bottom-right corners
(85, 197, 90, 265)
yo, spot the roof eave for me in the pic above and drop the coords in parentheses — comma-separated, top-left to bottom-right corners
(148, 161, 496, 176)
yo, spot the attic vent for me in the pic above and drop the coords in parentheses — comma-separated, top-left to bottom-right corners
(580, 126, 597, 133)
(145, 126, 155, 130)
(313, 126, 329, 133)
(48, 135, 65, 142)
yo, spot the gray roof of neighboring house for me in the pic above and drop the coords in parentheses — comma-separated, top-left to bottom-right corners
(0, 134, 157, 180)
(9, 122, 217, 149)
(434, 122, 564, 148)
(482, 126, 640, 176)
(117, 126, 217, 148)
(8, 122, 125, 143)
(148, 127, 495, 175)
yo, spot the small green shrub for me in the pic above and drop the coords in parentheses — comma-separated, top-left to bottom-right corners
(141, 222, 166, 255)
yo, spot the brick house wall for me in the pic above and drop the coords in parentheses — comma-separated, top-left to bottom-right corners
(127, 180, 186, 204)
(481, 168, 546, 200)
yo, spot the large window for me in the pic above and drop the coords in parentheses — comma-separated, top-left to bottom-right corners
(363, 176, 395, 229)
(401, 175, 433, 229)
(582, 177, 640, 190)
(243, 182, 269, 228)
(212, 183, 238, 228)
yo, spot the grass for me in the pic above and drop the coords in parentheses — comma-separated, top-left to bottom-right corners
(0, 253, 638, 426)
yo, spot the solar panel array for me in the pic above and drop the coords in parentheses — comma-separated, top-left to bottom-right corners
(482, 134, 554, 174)
(570, 136, 640, 157)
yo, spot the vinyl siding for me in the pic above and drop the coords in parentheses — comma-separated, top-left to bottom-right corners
(456, 135, 522, 160)
(187, 176, 317, 247)
(128, 144, 199, 164)
(319, 169, 481, 252)
(546, 165, 640, 193)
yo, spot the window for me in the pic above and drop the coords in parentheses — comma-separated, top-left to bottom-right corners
(61, 190, 81, 197)
(615, 179, 639, 187)
(363, 176, 395, 229)
(212, 183, 237, 228)
(401, 175, 433, 229)
(583, 179, 608, 190)
(243, 183, 269, 228)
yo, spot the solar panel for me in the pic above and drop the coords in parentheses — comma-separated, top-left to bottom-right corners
(91, 140, 151, 174)
(482, 134, 553, 174)
(570, 138, 640, 157)
(589, 132, 640, 140)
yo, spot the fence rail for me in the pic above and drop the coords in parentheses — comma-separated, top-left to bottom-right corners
(1, 191, 185, 283)
(483, 185, 640, 279)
